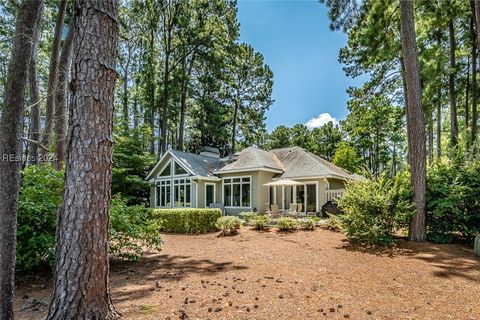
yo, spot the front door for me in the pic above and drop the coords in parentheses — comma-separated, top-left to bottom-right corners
(205, 184, 215, 207)
(306, 184, 317, 213)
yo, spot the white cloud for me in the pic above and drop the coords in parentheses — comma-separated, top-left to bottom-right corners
(305, 113, 338, 129)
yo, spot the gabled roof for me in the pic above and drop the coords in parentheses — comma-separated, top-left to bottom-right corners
(215, 146, 283, 174)
(170, 150, 221, 177)
(145, 149, 221, 180)
(270, 146, 360, 180)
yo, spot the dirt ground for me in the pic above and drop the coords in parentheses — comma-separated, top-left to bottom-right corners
(14, 228, 480, 320)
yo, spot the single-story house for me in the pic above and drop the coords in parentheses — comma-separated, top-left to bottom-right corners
(146, 146, 361, 215)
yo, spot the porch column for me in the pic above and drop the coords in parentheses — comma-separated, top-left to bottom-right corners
(281, 186, 285, 210)
(293, 186, 297, 204)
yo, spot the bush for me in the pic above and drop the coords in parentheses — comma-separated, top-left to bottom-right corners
(298, 218, 315, 231)
(17, 166, 162, 271)
(17, 165, 64, 272)
(216, 216, 242, 236)
(239, 211, 257, 223)
(152, 208, 221, 234)
(426, 161, 480, 244)
(109, 195, 162, 260)
(337, 172, 414, 246)
(250, 215, 270, 230)
(276, 217, 297, 232)
(321, 214, 343, 232)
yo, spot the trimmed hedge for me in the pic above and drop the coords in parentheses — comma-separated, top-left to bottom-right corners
(152, 208, 222, 234)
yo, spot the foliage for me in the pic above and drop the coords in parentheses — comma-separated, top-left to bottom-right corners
(109, 195, 162, 260)
(216, 216, 242, 236)
(332, 142, 361, 173)
(152, 208, 222, 234)
(298, 218, 316, 231)
(426, 161, 480, 244)
(17, 165, 64, 272)
(276, 217, 297, 232)
(239, 211, 257, 223)
(337, 172, 414, 246)
(250, 215, 271, 231)
(321, 214, 343, 232)
(112, 127, 156, 205)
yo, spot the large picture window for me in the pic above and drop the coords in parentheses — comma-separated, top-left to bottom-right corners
(173, 178, 191, 207)
(223, 177, 251, 208)
(156, 180, 171, 207)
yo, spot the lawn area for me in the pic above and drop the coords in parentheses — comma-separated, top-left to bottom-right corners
(15, 228, 479, 320)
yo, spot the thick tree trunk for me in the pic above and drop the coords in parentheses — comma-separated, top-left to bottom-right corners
(448, 17, 458, 147)
(53, 19, 75, 170)
(28, 45, 41, 166)
(399, 0, 427, 242)
(0, 1, 43, 319)
(46, 1, 119, 319)
(39, 0, 68, 162)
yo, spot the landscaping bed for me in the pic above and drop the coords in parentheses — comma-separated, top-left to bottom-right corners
(14, 228, 480, 319)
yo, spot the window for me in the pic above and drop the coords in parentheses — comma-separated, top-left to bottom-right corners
(174, 161, 188, 175)
(205, 184, 215, 206)
(159, 161, 171, 177)
(223, 177, 251, 208)
(173, 178, 191, 207)
(156, 180, 171, 207)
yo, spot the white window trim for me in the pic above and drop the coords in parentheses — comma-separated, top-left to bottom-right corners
(172, 178, 192, 208)
(154, 178, 172, 208)
(222, 175, 252, 209)
(173, 160, 189, 177)
(204, 182, 216, 208)
(157, 160, 172, 178)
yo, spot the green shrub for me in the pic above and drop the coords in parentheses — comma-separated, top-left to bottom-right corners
(109, 195, 162, 260)
(250, 215, 270, 230)
(239, 211, 257, 223)
(337, 172, 414, 246)
(152, 208, 221, 234)
(17, 165, 64, 272)
(426, 161, 480, 244)
(321, 214, 343, 232)
(17, 165, 162, 271)
(276, 217, 297, 232)
(216, 216, 242, 236)
(298, 218, 315, 231)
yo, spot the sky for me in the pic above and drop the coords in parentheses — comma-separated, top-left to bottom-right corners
(236, 0, 365, 132)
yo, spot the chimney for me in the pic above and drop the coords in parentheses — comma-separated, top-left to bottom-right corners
(200, 146, 220, 159)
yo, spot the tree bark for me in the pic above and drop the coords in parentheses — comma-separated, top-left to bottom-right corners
(231, 97, 239, 154)
(474, 0, 480, 149)
(177, 52, 195, 151)
(428, 109, 434, 165)
(28, 44, 41, 166)
(399, 0, 427, 242)
(39, 0, 68, 162)
(0, 1, 43, 318)
(46, 0, 119, 319)
(54, 18, 75, 170)
(436, 86, 442, 160)
(448, 17, 458, 147)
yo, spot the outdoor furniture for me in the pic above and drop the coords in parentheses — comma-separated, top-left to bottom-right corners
(265, 203, 271, 214)
(268, 204, 280, 218)
(286, 203, 297, 217)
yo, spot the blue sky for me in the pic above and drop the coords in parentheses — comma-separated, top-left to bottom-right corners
(237, 0, 364, 132)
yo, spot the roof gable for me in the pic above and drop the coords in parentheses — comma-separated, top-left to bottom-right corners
(216, 146, 283, 173)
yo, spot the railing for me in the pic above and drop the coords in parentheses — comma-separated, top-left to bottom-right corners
(325, 189, 346, 202)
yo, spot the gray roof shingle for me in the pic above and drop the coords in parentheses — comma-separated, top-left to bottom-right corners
(215, 146, 283, 173)
(170, 150, 221, 177)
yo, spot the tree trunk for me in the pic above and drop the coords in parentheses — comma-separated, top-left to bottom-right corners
(161, 30, 171, 155)
(39, 0, 68, 162)
(466, 54, 471, 150)
(428, 109, 434, 165)
(122, 44, 132, 133)
(53, 18, 75, 170)
(231, 97, 239, 154)
(399, 0, 427, 242)
(474, 0, 480, 149)
(46, 1, 119, 319)
(0, 1, 43, 318)
(28, 44, 41, 166)
(177, 52, 195, 151)
(436, 86, 442, 160)
(448, 17, 458, 147)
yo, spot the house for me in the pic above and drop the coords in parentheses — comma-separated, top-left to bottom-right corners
(145, 146, 361, 215)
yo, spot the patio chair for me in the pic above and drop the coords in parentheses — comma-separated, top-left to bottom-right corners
(296, 203, 305, 218)
(286, 203, 297, 217)
(265, 203, 271, 214)
(269, 204, 280, 218)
